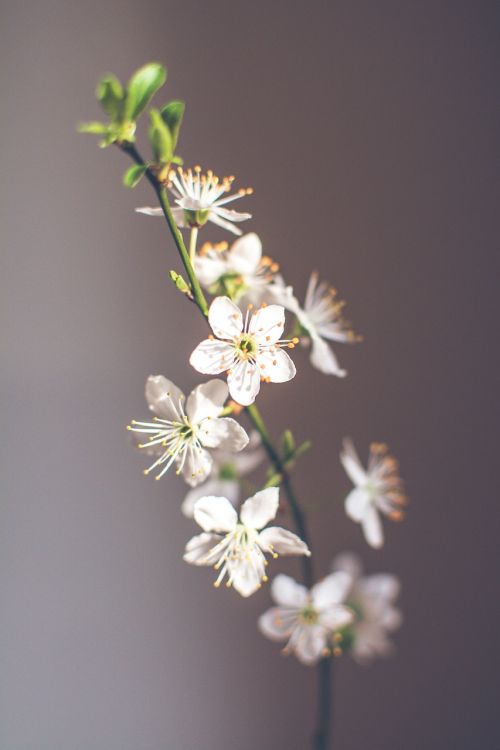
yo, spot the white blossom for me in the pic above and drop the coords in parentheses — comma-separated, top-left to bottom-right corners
(181, 430, 264, 518)
(189, 296, 297, 406)
(127, 376, 248, 486)
(331, 553, 402, 663)
(194, 233, 279, 305)
(341, 438, 407, 548)
(258, 573, 353, 665)
(184, 488, 310, 597)
(136, 166, 252, 235)
(269, 272, 360, 377)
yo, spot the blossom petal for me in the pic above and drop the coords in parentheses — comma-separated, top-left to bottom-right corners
(351, 622, 394, 663)
(239, 487, 279, 529)
(379, 606, 403, 631)
(216, 430, 264, 476)
(256, 348, 296, 383)
(309, 334, 346, 377)
(304, 271, 319, 311)
(194, 254, 227, 286)
(228, 553, 264, 597)
(258, 606, 297, 641)
(227, 359, 261, 405)
(145, 375, 185, 420)
(360, 574, 400, 603)
(267, 280, 300, 314)
(198, 416, 249, 451)
(270, 574, 308, 608)
(249, 304, 285, 344)
(320, 605, 354, 631)
(331, 552, 363, 580)
(135, 206, 163, 216)
(229, 233, 262, 275)
(292, 624, 328, 665)
(258, 527, 311, 556)
(186, 379, 228, 423)
(180, 446, 213, 487)
(311, 571, 352, 609)
(193, 495, 238, 533)
(190, 339, 235, 375)
(212, 206, 252, 222)
(208, 296, 243, 339)
(362, 505, 384, 548)
(340, 438, 367, 486)
(345, 488, 370, 522)
(183, 532, 222, 565)
(181, 478, 240, 518)
(208, 212, 243, 235)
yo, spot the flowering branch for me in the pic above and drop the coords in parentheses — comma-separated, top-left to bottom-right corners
(80, 61, 408, 750)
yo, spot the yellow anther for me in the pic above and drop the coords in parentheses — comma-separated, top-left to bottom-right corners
(389, 510, 405, 522)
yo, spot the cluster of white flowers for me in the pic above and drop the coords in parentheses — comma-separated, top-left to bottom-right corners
(82, 61, 409, 747)
(128, 170, 408, 665)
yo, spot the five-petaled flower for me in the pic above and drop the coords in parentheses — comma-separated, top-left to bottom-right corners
(331, 553, 403, 663)
(183, 487, 310, 597)
(136, 166, 252, 235)
(258, 572, 354, 665)
(127, 376, 248, 486)
(341, 438, 407, 548)
(194, 233, 279, 305)
(270, 272, 360, 377)
(189, 296, 297, 406)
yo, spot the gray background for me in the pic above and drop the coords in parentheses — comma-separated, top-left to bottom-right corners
(1, 1, 499, 748)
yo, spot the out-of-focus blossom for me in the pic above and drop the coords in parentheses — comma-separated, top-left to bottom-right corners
(341, 438, 407, 548)
(331, 553, 402, 663)
(258, 572, 353, 665)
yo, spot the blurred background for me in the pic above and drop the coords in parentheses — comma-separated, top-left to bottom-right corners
(1, 1, 499, 748)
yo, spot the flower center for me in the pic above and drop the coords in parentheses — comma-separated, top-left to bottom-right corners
(183, 207, 210, 227)
(299, 605, 319, 625)
(235, 333, 258, 359)
(178, 422, 195, 441)
(212, 524, 265, 589)
(210, 272, 247, 302)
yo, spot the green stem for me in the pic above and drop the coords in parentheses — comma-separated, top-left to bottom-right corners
(189, 227, 199, 265)
(246, 402, 313, 589)
(120, 144, 208, 317)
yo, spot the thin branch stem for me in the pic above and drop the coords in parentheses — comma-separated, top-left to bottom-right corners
(246, 403, 313, 589)
(119, 144, 208, 317)
(313, 658, 333, 750)
(189, 227, 199, 265)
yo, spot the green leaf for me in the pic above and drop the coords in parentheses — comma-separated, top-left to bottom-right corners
(123, 164, 147, 188)
(281, 429, 296, 459)
(148, 108, 173, 163)
(125, 63, 166, 121)
(78, 121, 109, 134)
(160, 100, 185, 149)
(96, 74, 124, 120)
